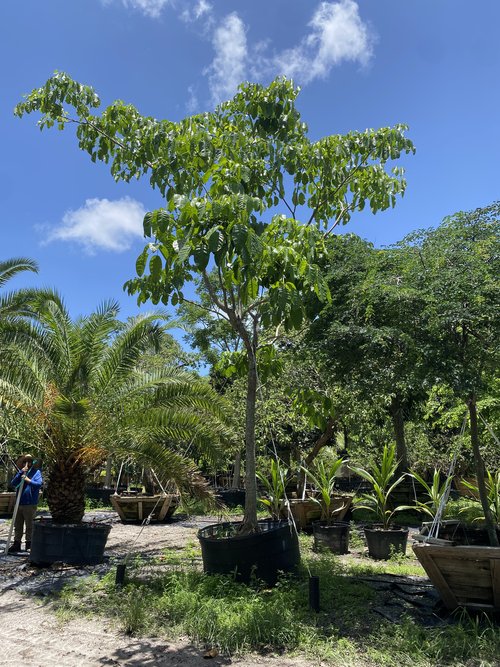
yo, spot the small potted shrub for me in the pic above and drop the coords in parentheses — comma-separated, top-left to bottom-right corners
(406, 468, 462, 541)
(305, 457, 351, 554)
(351, 444, 408, 560)
(257, 458, 288, 521)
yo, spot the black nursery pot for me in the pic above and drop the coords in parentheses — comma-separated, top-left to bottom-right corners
(364, 524, 408, 560)
(30, 519, 111, 566)
(216, 488, 246, 508)
(312, 521, 350, 554)
(198, 519, 300, 586)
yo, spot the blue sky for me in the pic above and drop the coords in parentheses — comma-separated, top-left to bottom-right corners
(2, 1, 500, 323)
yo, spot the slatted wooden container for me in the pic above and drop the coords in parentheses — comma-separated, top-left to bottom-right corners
(0, 492, 16, 516)
(281, 494, 353, 530)
(111, 493, 179, 523)
(413, 543, 500, 611)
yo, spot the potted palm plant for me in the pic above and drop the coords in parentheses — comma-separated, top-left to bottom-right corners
(306, 457, 351, 554)
(405, 468, 463, 542)
(351, 444, 408, 560)
(0, 297, 230, 565)
(257, 458, 288, 521)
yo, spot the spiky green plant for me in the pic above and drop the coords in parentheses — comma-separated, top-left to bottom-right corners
(257, 458, 288, 520)
(351, 444, 406, 529)
(405, 468, 453, 519)
(460, 469, 500, 524)
(303, 457, 346, 524)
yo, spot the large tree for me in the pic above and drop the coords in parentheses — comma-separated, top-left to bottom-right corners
(306, 234, 428, 471)
(402, 204, 500, 545)
(16, 73, 415, 531)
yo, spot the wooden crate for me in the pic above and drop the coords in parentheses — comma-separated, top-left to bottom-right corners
(413, 542, 500, 611)
(0, 492, 16, 516)
(281, 494, 353, 530)
(111, 493, 179, 523)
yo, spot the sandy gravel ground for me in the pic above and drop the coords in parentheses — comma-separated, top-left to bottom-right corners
(0, 512, 321, 667)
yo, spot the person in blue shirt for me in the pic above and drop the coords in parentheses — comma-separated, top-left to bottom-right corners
(8, 455, 43, 553)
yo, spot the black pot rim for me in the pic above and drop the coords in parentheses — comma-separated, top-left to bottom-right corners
(364, 524, 408, 533)
(198, 519, 294, 541)
(312, 520, 350, 528)
(35, 518, 112, 530)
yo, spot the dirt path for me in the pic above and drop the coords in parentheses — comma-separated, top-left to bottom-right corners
(0, 513, 320, 667)
(0, 588, 316, 667)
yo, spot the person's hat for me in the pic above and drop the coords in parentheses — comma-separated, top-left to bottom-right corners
(16, 454, 34, 468)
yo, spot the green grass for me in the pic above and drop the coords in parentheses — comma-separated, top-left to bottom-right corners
(51, 532, 500, 666)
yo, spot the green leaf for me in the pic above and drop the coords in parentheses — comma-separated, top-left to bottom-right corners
(136, 247, 149, 277)
(149, 254, 162, 280)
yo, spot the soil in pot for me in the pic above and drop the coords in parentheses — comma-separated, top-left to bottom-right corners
(364, 524, 408, 560)
(198, 519, 300, 586)
(313, 521, 349, 554)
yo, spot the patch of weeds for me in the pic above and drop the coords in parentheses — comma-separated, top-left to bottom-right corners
(53, 534, 500, 666)
(347, 524, 366, 552)
(121, 588, 149, 635)
(366, 613, 500, 667)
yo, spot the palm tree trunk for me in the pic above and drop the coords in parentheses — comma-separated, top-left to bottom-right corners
(46, 458, 86, 523)
(297, 416, 337, 496)
(468, 395, 499, 547)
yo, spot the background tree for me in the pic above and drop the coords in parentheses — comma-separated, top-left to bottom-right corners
(306, 234, 427, 471)
(402, 203, 500, 545)
(16, 73, 415, 532)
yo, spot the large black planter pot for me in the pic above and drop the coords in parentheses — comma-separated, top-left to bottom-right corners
(198, 519, 300, 586)
(30, 519, 111, 566)
(364, 525, 408, 560)
(313, 521, 350, 554)
(216, 488, 246, 508)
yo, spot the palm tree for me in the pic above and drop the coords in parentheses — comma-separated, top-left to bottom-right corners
(0, 296, 231, 523)
(0, 257, 47, 462)
(0, 257, 40, 322)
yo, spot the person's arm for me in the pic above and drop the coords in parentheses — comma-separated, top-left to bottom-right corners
(10, 470, 23, 487)
(24, 469, 42, 489)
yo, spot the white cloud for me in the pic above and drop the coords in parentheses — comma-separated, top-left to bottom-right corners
(101, 0, 172, 19)
(180, 0, 212, 23)
(105, 0, 211, 21)
(44, 197, 146, 253)
(186, 85, 199, 114)
(274, 1, 373, 83)
(206, 13, 248, 105)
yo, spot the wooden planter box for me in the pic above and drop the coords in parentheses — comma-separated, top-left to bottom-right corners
(0, 492, 16, 516)
(281, 494, 353, 530)
(413, 542, 500, 611)
(111, 493, 179, 523)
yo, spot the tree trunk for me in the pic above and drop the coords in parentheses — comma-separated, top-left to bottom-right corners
(104, 456, 112, 488)
(389, 394, 409, 472)
(297, 416, 337, 496)
(46, 457, 86, 523)
(231, 450, 242, 489)
(468, 396, 499, 547)
(242, 339, 258, 534)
